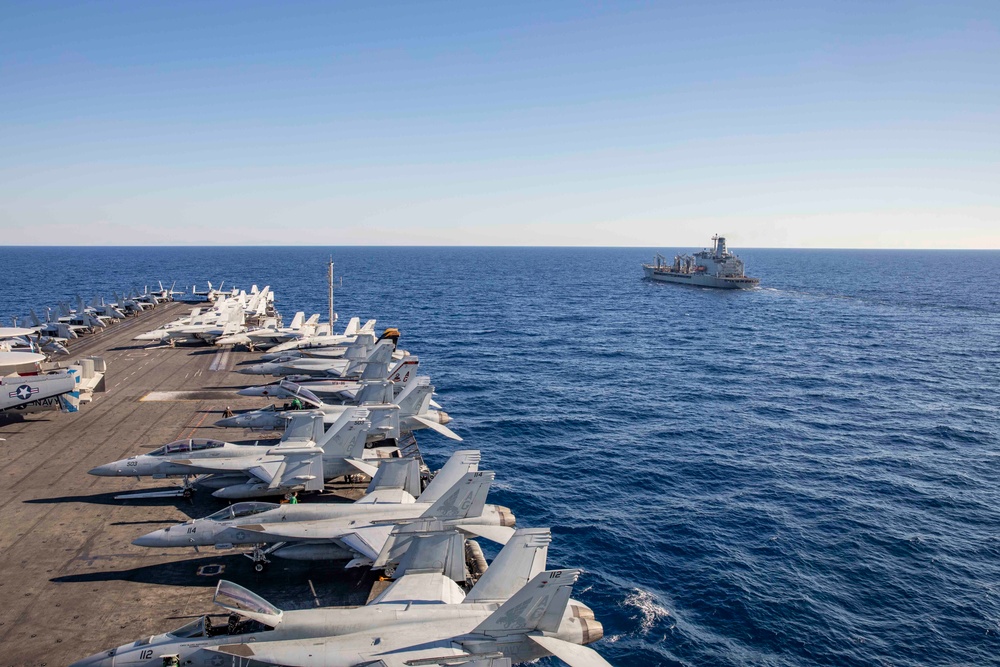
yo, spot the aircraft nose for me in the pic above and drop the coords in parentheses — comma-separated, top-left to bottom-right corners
(88, 463, 119, 476)
(214, 416, 242, 427)
(132, 528, 168, 547)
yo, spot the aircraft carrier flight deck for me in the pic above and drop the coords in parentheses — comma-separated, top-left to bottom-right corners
(0, 303, 390, 666)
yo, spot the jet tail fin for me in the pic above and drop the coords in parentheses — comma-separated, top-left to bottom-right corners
(418, 450, 481, 504)
(472, 569, 580, 636)
(343, 316, 361, 336)
(358, 339, 395, 380)
(363, 457, 422, 500)
(396, 377, 434, 417)
(464, 528, 551, 604)
(354, 381, 394, 406)
(420, 471, 493, 520)
(316, 407, 371, 459)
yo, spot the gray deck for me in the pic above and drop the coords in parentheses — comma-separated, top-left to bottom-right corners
(0, 303, 383, 666)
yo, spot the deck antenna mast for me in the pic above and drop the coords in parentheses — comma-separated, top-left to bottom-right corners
(327, 255, 335, 334)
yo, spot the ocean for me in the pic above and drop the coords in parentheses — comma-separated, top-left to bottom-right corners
(2, 246, 999, 666)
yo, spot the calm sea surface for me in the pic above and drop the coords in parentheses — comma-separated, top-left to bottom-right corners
(2, 246, 999, 666)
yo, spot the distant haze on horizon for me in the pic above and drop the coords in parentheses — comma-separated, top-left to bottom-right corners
(2, 1, 998, 249)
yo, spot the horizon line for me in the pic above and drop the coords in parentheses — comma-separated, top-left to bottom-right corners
(3, 244, 1000, 251)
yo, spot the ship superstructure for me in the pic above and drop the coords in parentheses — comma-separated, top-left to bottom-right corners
(642, 235, 759, 289)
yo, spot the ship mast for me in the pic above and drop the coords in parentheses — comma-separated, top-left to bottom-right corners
(327, 255, 335, 333)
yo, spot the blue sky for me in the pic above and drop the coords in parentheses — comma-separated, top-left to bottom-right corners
(1, 1, 998, 247)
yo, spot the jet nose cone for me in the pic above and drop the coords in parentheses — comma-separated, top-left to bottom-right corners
(88, 463, 118, 476)
(132, 529, 168, 547)
(214, 416, 242, 427)
(68, 650, 115, 667)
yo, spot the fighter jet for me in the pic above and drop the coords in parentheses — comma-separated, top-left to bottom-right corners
(86, 295, 126, 321)
(0, 327, 69, 358)
(89, 410, 389, 499)
(258, 316, 379, 356)
(214, 312, 326, 350)
(134, 293, 250, 345)
(217, 374, 460, 441)
(237, 356, 419, 401)
(71, 528, 611, 667)
(132, 450, 513, 571)
(236, 332, 394, 377)
(174, 280, 238, 303)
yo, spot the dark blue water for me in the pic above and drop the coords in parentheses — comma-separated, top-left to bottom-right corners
(3, 247, 1000, 666)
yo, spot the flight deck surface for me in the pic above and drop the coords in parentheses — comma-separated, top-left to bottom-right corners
(0, 303, 382, 666)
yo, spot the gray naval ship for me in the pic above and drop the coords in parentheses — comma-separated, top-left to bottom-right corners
(642, 235, 760, 289)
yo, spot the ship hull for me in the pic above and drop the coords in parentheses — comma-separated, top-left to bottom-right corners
(642, 266, 759, 289)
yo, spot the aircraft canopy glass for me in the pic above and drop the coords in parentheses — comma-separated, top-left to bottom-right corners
(214, 580, 282, 627)
(206, 502, 279, 522)
(148, 439, 226, 456)
(168, 617, 207, 639)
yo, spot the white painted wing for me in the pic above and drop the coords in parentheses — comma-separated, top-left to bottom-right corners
(355, 487, 417, 505)
(459, 524, 516, 544)
(411, 415, 463, 441)
(339, 525, 394, 561)
(369, 571, 466, 605)
(210, 638, 471, 666)
(347, 458, 379, 477)
(529, 635, 614, 667)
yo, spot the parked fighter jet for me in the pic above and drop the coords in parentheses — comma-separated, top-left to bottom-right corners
(217, 375, 460, 440)
(237, 333, 394, 377)
(71, 528, 611, 667)
(89, 410, 391, 499)
(175, 281, 238, 303)
(237, 356, 419, 401)
(85, 296, 126, 321)
(214, 312, 325, 350)
(27, 309, 78, 341)
(259, 316, 378, 356)
(132, 450, 512, 571)
(0, 327, 69, 357)
(134, 293, 250, 345)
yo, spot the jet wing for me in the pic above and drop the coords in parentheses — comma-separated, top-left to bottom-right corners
(370, 571, 466, 605)
(528, 635, 614, 667)
(355, 487, 417, 505)
(209, 642, 473, 667)
(458, 524, 516, 545)
(369, 648, 497, 667)
(171, 450, 323, 492)
(338, 525, 394, 561)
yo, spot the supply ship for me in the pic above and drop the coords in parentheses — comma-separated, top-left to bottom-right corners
(642, 235, 760, 289)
